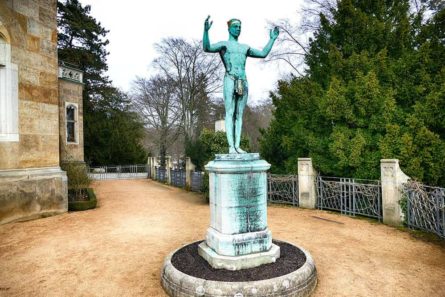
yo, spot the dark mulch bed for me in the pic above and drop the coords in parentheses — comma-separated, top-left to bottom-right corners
(171, 240, 306, 282)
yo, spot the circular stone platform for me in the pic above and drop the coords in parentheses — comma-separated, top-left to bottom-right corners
(161, 240, 317, 297)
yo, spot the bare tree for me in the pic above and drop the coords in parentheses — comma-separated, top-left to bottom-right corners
(300, 0, 336, 31)
(265, 0, 337, 75)
(265, 18, 308, 75)
(153, 38, 222, 143)
(243, 99, 274, 151)
(131, 76, 180, 166)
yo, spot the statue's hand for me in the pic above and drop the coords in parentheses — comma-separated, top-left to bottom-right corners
(270, 26, 279, 40)
(204, 15, 213, 31)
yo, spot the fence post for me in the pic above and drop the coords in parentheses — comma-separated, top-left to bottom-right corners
(147, 157, 152, 178)
(185, 157, 196, 189)
(166, 156, 172, 184)
(152, 157, 157, 179)
(298, 158, 317, 209)
(380, 159, 410, 226)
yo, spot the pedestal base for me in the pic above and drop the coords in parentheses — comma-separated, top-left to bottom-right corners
(161, 240, 317, 297)
(205, 227, 273, 256)
(198, 241, 280, 270)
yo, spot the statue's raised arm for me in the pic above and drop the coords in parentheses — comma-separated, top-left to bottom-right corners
(247, 26, 279, 58)
(203, 16, 223, 53)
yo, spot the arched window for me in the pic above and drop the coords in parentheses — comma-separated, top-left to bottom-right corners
(0, 32, 19, 142)
(66, 103, 78, 143)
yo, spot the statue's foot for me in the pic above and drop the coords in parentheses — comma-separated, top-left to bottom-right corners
(229, 147, 237, 154)
(235, 147, 246, 154)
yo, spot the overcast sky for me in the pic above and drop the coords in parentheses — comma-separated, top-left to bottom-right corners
(79, 0, 304, 104)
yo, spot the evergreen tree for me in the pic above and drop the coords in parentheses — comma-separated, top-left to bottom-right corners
(57, 0, 147, 165)
(187, 129, 249, 170)
(261, 0, 445, 186)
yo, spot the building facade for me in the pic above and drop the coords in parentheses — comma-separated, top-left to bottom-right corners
(58, 63, 84, 164)
(0, 0, 84, 224)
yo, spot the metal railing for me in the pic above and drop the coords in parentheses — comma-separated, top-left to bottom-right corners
(88, 164, 148, 180)
(170, 168, 186, 188)
(191, 171, 204, 192)
(155, 167, 167, 183)
(403, 181, 445, 238)
(317, 176, 382, 220)
(267, 174, 299, 206)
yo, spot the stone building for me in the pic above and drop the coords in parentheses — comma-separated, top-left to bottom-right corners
(58, 63, 84, 164)
(0, 0, 84, 224)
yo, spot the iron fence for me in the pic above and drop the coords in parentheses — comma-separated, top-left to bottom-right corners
(155, 167, 167, 183)
(170, 168, 186, 188)
(267, 174, 299, 206)
(317, 176, 382, 220)
(191, 171, 204, 192)
(88, 164, 148, 180)
(403, 181, 445, 238)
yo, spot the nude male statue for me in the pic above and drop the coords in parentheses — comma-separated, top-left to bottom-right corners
(203, 16, 279, 154)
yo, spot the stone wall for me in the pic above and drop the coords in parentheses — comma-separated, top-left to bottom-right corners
(0, 0, 59, 169)
(0, 167, 67, 224)
(0, 1, 67, 224)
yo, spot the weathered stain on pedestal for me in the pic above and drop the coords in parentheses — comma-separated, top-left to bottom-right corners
(199, 153, 280, 270)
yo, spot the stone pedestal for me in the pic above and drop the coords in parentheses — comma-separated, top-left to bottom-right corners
(198, 153, 280, 270)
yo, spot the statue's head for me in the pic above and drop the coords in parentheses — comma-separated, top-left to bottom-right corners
(227, 18, 241, 38)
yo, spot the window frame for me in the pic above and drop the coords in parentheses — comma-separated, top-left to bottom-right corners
(0, 31, 19, 142)
(65, 102, 79, 144)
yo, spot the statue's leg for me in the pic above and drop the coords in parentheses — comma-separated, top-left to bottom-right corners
(235, 80, 248, 153)
(223, 75, 236, 154)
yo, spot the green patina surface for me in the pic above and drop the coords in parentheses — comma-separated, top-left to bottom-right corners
(202, 16, 279, 258)
(205, 153, 272, 256)
(203, 16, 279, 154)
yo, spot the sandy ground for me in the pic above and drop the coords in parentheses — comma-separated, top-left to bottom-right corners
(0, 179, 444, 297)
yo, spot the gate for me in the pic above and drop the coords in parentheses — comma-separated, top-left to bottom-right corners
(403, 181, 445, 238)
(267, 174, 299, 206)
(317, 176, 382, 220)
(88, 165, 148, 180)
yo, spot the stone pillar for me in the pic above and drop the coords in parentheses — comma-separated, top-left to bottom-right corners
(147, 157, 151, 178)
(198, 153, 280, 270)
(381, 159, 410, 226)
(151, 157, 158, 180)
(185, 157, 195, 189)
(166, 156, 172, 184)
(298, 158, 317, 209)
(147, 157, 152, 178)
(215, 120, 225, 132)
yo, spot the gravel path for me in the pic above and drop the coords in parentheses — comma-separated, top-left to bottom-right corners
(0, 179, 444, 297)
